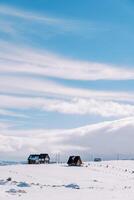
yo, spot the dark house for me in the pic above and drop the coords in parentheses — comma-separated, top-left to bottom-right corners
(67, 156, 82, 166)
(28, 154, 50, 164)
(39, 154, 50, 164)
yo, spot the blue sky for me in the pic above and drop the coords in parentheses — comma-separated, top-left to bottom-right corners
(1, 0, 134, 66)
(0, 0, 134, 159)
(0, 0, 134, 64)
(0, 0, 134, 130)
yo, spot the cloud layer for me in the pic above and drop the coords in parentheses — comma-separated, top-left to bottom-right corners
(0, 42, 134, 81)
(0, 95, 134, 118)
(0, 42, 133, 119)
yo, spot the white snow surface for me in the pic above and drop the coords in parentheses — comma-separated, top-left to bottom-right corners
(0, 161, 134, 200)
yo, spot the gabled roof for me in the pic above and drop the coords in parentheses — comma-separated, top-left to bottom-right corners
(39, 154, 50, 159)
(28, 153, 50, 160)
(28, 154, 40, 160)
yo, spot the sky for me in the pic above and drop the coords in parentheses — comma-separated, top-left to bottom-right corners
(0, 0, 134, 160)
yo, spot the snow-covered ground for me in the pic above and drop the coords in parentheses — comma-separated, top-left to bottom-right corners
(0, 160, 134, 200)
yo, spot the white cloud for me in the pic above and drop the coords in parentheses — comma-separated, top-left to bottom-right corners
(0, 42, 134, 81)
(0, 48, 134, 118)
(0, 95, 133, 118)
(1, 54, 134, 119)
(0, 75, 134, 102)
(41, 98, 134, 117)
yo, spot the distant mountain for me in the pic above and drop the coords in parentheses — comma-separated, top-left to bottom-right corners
(0, 117, 134, 160)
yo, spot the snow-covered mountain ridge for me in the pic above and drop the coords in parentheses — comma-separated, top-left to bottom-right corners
(0, 117, 134, 159)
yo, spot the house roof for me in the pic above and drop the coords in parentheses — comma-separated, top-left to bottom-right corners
(28, 154, 50, 160)
(28, 154, 40, 160)
(39, 154, 50, 159)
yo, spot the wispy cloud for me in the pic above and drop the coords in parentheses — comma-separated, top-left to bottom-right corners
(0, 94, 134, 118)
(0, 41, 134, 119)
(39, 98, 134, 117)
(0, 5, 133, 82)
(0, 75, 134, 101)
(0, 41, 133, 122)
(0, 42, 134, 81)
(0, 5, 62, 23)
(0, 4, 96, 39)
(0, 109, 27, 118)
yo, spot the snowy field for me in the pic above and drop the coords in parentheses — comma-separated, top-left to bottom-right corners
(0, 161, 134, 200)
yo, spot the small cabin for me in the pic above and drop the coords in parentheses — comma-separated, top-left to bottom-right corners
(67, 156, 82, 166)
(94, 158, 102, 162)
(28, 154, 50, 164)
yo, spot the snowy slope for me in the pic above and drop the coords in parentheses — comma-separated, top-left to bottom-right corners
(0, 117, 134, 159)
(0, 161, 134, 200)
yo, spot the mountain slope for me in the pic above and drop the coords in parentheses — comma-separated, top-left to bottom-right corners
(0, 117, 134, 160)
